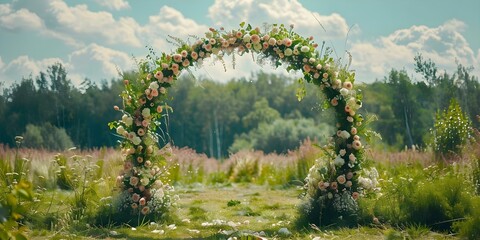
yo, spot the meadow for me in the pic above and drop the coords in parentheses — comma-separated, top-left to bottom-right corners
(1, 132, 480, 240)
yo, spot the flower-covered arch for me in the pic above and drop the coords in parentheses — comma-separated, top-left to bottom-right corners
(110, 22, 373, 226)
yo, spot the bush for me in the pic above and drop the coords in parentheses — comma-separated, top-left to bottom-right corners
(432, 98, 472, 159)
(23, 123, 74, 151)
(230, 118, 332, 154)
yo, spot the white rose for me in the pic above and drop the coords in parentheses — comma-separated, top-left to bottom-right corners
(132, 136, 142, 145)
(300, 46, 310, 53)
(284, 48, 293, 56)
(149, 81, 159, 90)
(339, 130, 351, 139)
(116, 126, 126, 135)
(334, 155, 345, 166)
(243, 34, 251, 43)
(339, 149, 346, 157)
(142, 108, 151, 118)
(340, 88, 349, 97)
(123, 115, 133, 126)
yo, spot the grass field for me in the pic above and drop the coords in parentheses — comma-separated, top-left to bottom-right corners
(1, 138, 480, 239)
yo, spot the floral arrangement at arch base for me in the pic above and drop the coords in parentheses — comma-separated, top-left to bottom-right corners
(109, 22, 378, 226)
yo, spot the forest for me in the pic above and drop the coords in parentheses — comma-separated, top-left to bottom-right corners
(0, 55, 479, 158)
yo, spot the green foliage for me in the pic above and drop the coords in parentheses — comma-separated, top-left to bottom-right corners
(23, 123, 74, 151)
(432, 98, 472, 158)
(374, 164, 476, 231)
(454, 198, 480, 240)
(231, 118, 332, 154)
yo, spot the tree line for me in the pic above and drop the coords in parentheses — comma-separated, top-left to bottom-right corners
(0, 57, 478, 156)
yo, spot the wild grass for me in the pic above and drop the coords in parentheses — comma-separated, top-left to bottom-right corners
(1, 135, 480, 239)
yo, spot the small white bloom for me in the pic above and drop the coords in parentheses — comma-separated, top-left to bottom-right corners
(334, 155, 345, 166)
(339, 149, 346, 157)
(116, 126, 126, 135)
(339, 88, 349, 97)
(309, 58, 316, 64)
(284, 48, 293, 56)
(243, 34, 251, 43)
(338, 130, 351, 139)
(142, 108, 151, 118)
(300, 45, 310, 52)
(149, 81, 159, 90)
(132, 136, 142, 145)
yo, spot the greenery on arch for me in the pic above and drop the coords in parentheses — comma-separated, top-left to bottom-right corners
(109, 22, 377, 226)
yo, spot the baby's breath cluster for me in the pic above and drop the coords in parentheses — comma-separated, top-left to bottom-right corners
(110, 22, 371, 224)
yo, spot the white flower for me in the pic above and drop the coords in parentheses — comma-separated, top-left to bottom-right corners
(349, 153, 356, 162)
(243, 34, 251, 43)
(116, 126, 126, 135)
(253, 43, 262, 51)
(284, 48, 293, 56)
(300, 45, 310, 53)
(339, 88, 349, 97)
(334, 155, 345, 166)
(268, 37, 276, 46)
(122, 114, 133, 126)
(359, 176, 373, 190)
(309, 58, 316, 64)
(149, 81, 159, 90)
(339, 149, 346, 157)
(142, 108, 151, 118)
(132, 136, 142, 145)
(338, 130, 351, 139)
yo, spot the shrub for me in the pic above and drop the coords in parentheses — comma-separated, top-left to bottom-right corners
(432, 98, 472, 159)
(23, 123, 74, 151)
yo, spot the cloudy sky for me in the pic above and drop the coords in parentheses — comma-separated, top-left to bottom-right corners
(0, 0, 479, 88)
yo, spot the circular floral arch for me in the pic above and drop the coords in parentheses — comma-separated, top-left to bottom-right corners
(110, 22, 370, 226)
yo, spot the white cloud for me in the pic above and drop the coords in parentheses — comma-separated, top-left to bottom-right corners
(139, 6, 209, 51)
(0, 3, 44, 31)
(349, 19, 480, 82)
(208, 0, 352, 40)
(0, 55, 65, 85)
(94, 0, 130, 11)
(68, 43, 134, 85)
(49, 0, 141, 47)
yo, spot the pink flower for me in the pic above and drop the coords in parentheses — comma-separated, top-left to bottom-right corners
(262, 35, 270, 41)
(251, 34, 260, 44)
(156, 105, 163, 113)
(154, 71, 163, 80)
(182, 59, 190, 67)
(137, 156, 143, 163)
(351, 127, 358, 135)
(181, 50, 188, 58)
(339, 149, 346, 157)
(337, 175, 346, 184)
(349, 154, 356, 163)
(346, 171, 354, 179)
(318, 181, 326, 190)
(132, 193, 140, 202)
(173, 54, 182, 63)
(203, 43, 212, 51)
(139, 197, 146, 206)
(352, 192, 360, 200)
(113, 105, 119, 111)
(353, 135, 360, 141)
(130, 177, 139, 186)
(345, 181, 352, 187)
(190, 52, 197, 61)
(151, 89, 158, 97)
(345, 105, 352, 113)
(343, 81, 353, 90)
(142, 120, 149, 127)
(137, 128, 145, 136)
(209, 38, 216, 45)
(262, 42, 269, 49)
(268, 38, 276, 46)
(124, 161, 133, 171)
(138, 185, 145, 192)
(141, 206, 150, 215)
(347, 116, 354, 122)
(331, 98, 338, 106)
(303, 65, 311, 73)
(245, 43, 252, 49)
(283, 38, 292, 47)
(313, 73, 320, 79)
(330, 181, 338, 190)
(352, 140, 362, 150)
(131, 203, 138, 209)
(322, 72, 329, 79)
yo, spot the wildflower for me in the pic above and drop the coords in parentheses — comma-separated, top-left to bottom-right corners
(337, 175, 346, 184)
(334, 155, 345, 166)
(130, 177, 139, 186)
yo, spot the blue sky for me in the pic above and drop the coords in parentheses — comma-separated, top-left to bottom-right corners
(1, 0, 479, 87)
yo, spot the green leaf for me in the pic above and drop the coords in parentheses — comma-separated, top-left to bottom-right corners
(239, 22, 245, 28)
